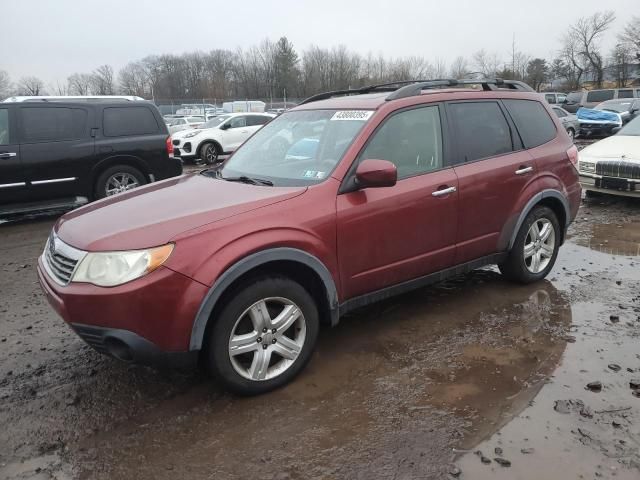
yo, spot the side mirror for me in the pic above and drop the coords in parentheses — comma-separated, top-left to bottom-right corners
(355, 159, 397, 189)
(220, 123, 230, 130)
(612, 126, 622, 134)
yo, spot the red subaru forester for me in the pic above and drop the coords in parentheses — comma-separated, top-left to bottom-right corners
(38, 79, 581, 395)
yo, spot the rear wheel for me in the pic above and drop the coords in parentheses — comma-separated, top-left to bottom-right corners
(207, 276, 319, 395)
(499, 206, 560, 284)
(201, 142, 221, 165)
(95, 165, 146, 199)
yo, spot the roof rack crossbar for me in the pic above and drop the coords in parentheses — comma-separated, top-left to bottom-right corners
(298, 79, 441, 105)
(385, 78, 534, 101)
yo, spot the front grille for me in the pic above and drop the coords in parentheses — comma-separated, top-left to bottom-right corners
(595, 161, 640, 180)
(43, 233, 85, 286)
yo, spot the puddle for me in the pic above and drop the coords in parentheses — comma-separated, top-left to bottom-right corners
(576, 222, 640, 256)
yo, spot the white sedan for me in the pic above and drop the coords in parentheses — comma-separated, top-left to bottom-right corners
(167, 116, 206, 135)
(578, 116, 640, 198)
(171, 112, 274, 164)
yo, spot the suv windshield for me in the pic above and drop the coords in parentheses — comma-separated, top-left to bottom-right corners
(217, 109, 372, 186)
(618, 116, 640, 136)
(566, 92, 583, 103)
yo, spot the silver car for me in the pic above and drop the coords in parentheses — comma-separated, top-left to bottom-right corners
(552, 106, 579, 141)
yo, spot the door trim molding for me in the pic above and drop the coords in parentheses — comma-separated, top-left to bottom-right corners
(0, 182, 26, 188)
(32, 177, 77, 185)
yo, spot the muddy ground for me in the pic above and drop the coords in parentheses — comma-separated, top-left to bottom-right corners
(1, 192, 640, 480)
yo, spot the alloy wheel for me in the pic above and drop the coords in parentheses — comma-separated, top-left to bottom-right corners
(228, 297, 306, 381)
(524, 218, 555, 274)
(105, 173, 140, 196)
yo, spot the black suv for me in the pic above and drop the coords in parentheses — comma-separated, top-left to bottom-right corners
(0, 101, 182, 215)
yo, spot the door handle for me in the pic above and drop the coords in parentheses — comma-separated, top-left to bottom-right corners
(0, 152, 17, 159)
(432, 186, 457, 197)
(515, 166, 533, 175)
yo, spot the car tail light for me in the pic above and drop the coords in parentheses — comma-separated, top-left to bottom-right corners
(567, 145, 578, 169)
(166, 136, 174, 157)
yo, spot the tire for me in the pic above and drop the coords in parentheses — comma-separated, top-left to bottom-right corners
(499, 206, 561, 284)
(95, 165, 146, 199)
(207, 276, 319, 395)
(201, 142, 221, 165)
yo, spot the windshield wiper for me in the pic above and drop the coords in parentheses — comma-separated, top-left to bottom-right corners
(222, 175, 274, 186)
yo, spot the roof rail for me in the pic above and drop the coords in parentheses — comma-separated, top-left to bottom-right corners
(385, 78, 534, 101)
(298, 80, 438, 105)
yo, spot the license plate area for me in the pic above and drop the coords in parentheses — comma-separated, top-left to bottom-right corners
(598, 177, 634, 191)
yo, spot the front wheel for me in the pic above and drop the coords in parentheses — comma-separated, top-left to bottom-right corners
(499, 206, 560, 284)
(207, 276, 319, 395)
(201, 142, 221, 165)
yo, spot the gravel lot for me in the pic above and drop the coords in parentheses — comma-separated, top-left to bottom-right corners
(1, 177, 639, 479)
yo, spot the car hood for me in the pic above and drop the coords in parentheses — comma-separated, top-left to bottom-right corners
(55, 174, 306, 251)
(580, 135, 640, 162)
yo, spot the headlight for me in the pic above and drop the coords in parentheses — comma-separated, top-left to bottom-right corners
(578, 160, 596, 173)
(184, 130, 201, 138)
(72, 244, 174, 287)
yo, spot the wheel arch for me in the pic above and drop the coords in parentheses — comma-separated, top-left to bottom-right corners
(196, 139, 223, 159)
(189, 248, 339, 352)
(508, 189, 570, 250)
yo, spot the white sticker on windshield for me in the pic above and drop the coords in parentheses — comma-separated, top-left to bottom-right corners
(303, 170, 326, 179)
(330, 110, 374, 121)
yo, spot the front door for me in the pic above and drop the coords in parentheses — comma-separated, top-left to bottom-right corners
(337, 104, 458, 300)
(0, 105, 29, 206)
(224, 115, 250, 152)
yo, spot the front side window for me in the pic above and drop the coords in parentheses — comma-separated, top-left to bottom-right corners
(586, 90, 614, 103)
(0, 109, 9, 145)
(449, 102, 513, 162)
(504, 99, 557, 148)
(618, 90, 634, 99)
(218, 109, 370, 186)
(545, 94, 555, 104)
(103, 107, 159, 137)
(21, 107, 87, 143)
(358, 106, 443, 178)
(229, 116, 247, 128)
(247, 115, 270, 126)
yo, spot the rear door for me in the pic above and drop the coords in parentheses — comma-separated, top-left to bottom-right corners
(0, 105, 29, 206)
(447, 100, 538, 264)
(18, 104, 95, 202)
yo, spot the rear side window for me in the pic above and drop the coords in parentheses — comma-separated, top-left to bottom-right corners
(0, 109, 9, 145)
(103, 107, 159, 137)
(503, 99, 557, 148)
(20, 107, 88, 143)
(586, 90, 614, 103)
(247, 115, 270, 126)
(618, 89, 634, 99)
(448, 102, 513, 163)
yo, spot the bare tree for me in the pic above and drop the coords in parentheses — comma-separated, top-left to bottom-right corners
(618, 16, 640, 57)
(560, 33, 587, 90)
(0, 70, 11, 100)
(48, 80, 68, 96)
(472, 49, 502, 77)
(449, 56, 469, 79)
(67, 73, 93, 95)
(568, 11, 615, 88)
(608, 43, 634, 88)
(16, 76, 46, 96)
(118, 61, 149, 97)
(92, 65, 115, 95)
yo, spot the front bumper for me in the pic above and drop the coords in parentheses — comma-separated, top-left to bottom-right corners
(37, 256, 208, 368)
(579, 173, 640, 197)
(579, 123, 619, 136)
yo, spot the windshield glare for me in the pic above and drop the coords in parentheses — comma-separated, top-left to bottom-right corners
(618, 116, 640, 136)
(220, 110, 371, 186)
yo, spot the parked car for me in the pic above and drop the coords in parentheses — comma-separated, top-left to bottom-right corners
(551, 106, 579, 140)
(544, 92, 568, 105)
(167, 116, 205, 135)
(37, 79, 581, 395)
(171, 112, 274, 164)
(577, 107, 623, 137)
(578, 115, 640, 198)
(0, 101, 181, 216)
(594, 98, 640, 125)
(563, 88, 640, 113)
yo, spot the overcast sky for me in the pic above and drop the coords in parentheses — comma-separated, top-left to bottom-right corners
(1, 0, 636, 85)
